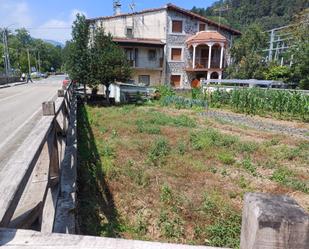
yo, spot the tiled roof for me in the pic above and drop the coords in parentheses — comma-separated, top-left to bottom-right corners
(186, 31, 227, 46)
(113, 37, 165, 45)
(87, 3, 241, 35)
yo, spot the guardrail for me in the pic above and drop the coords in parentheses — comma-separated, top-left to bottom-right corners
(0, 83, 76, 232)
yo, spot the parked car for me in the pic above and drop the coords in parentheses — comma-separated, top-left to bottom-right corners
(62, 77, 71, 88)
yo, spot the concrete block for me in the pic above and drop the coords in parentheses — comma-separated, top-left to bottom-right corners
(58, 89, 65, 97)
(240, 192, 309, 249)
(42, 101, 55, 116)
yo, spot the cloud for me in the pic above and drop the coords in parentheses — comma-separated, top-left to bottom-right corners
(30, 9, 87, 44)
(0, 0, 32, 27)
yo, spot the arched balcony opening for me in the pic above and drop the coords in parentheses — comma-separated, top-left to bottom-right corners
(186, 31, 227, 72)
(210, 71, 219, 79)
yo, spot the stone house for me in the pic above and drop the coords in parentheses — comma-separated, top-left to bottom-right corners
(87, 3, 241, 88)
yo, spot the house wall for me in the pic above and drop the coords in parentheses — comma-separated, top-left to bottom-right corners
(92, 7, 236, 88)
(165, 9, 233, 88)
(95, 10, 167, 41)
(135, 47, 163, 69)
(131, 69, 162, 85)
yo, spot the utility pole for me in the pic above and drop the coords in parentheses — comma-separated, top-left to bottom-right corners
(38, 51, 41, 73)
(27, 48, 31, 75)
(2, 29, 11, 76)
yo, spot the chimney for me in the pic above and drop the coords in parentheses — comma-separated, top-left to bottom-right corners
(113, 0, 122, 15)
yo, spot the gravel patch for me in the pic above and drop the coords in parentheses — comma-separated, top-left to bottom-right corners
(201, 110, 309, 140)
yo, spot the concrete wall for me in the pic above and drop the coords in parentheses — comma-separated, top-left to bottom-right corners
(132, 69, 162, 85)
(96, 10, 167, 41)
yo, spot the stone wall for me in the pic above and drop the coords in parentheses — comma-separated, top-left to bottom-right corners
(0, 76, 21, 85)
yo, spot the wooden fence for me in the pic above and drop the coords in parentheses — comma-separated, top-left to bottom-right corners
(0, 83, 76, 232)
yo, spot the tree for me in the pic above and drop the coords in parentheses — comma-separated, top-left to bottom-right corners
(89, 27, 131, 103)
(288, 8, 309, 89)
(67, 14, 90, 97)
(227, 24, 268, 79)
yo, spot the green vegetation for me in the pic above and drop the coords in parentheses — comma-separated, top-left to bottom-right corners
(192, 0, 308, 31)
(208, 88, 309, 121)
(0, 28, 62, 74)
(64, 14, 131, 100)
(77, 104, 309, 248)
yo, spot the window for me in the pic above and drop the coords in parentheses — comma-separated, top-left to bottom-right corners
(172, 20, 183, 33)
(148, 49, 157, 61)
(199, 23, 206, 31)
(170, 75, 181, 87)
(125, 48, 135, 66)
(126, 27, 133, 37)
(138, 75, 150, 85)
(171, 48, 182, 61)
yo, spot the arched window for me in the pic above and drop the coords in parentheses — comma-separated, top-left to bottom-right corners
(210, 72, 219, 79)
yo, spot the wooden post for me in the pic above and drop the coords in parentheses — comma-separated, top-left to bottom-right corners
(42, 102, 55, 116)
(240, 193, 309, 249)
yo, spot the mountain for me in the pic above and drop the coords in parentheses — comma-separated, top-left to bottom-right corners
(44, 39, 64, 48)
(192, 0, 309, 31)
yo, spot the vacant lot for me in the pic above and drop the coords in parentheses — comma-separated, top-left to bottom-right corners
(77, 103, 309, 249)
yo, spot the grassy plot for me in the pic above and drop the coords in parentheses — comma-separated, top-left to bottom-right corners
(77, 104, 309, 248)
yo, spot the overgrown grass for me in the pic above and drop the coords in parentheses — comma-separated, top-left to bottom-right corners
(77, 103, 309, 248)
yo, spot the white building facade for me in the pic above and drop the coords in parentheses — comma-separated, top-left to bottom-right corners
(88, 4, 241, 88)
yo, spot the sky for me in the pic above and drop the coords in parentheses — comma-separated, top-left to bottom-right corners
(0, 0, 216, 43)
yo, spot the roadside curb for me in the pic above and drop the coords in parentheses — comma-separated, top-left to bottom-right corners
(0, 82, 28, 89)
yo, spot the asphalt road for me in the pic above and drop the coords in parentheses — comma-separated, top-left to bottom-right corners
(0, 75, 64, 169)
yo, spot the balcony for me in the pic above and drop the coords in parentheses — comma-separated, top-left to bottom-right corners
(185, 31, 227, 74)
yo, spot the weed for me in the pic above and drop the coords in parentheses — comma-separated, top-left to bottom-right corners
(242, 158, 257, 176)
(271, 168, 308, 193)
(111, 129, 118, 139)
(160, 184, 173, 204)
(218, 152, 236, 165)
(176, 140, 186, 155)
(238, 176, 249, 189)
(99, 126, 108, 134)
(158, 210, 184, 239)
(209, 167, 218, 174)
(136, 120, 161, 134)
(190, 129, 238, 150)
(206, 212, 241, 249)
(221, 168, 228, 176)
(133, 212, 148, 236)
(148, 112, 197, 128)
(148, 137, 170, 166)
(237, 141, 258, 154)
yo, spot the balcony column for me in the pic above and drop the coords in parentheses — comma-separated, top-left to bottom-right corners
(207, 43, 213, 69)
(192, 44, 197, 69)
(220, 44, 224, 69)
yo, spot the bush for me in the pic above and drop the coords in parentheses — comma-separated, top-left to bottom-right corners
(264, 65, 291, 82)
(156, 85, 175, 97)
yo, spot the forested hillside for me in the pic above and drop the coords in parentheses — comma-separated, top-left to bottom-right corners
(192, 0, 309, 31)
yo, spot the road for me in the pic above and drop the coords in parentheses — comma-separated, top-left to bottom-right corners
(0, 75, 64, 169)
